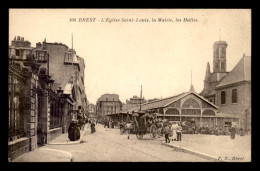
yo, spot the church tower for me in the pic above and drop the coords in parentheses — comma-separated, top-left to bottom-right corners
(213, 41, 228, 73)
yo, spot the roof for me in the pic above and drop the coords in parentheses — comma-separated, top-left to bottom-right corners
(127, 90, 218, 113)
(127, 92, 187, 112)
(200, 81, 219, 97)
(216, 55, 251, 88)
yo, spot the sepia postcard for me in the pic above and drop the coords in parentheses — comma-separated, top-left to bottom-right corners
(8, 9, 251, 162)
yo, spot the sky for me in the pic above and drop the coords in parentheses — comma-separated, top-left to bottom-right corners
(9, 9, 251, 104)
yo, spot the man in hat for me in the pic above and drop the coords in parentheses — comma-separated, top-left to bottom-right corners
(176, 122, 182, 141)
(125, 121, 132, 139)
(164, 123, 170, 143)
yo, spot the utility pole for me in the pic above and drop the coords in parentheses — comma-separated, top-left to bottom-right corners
(140, 85, 142, 112)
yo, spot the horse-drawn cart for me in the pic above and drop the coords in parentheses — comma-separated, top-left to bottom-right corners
(132, 112, 163, 140)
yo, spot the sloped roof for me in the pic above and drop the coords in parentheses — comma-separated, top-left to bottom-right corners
(216, 55, 251, 88)
(127, 92, 187, 112)
(127, 90, 218, 113)
(200, 81, 219, 97)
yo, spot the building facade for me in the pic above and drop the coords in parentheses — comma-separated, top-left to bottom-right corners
(96, 94, 123, 120)
(8, 36, 87, 160)
(87, 103, 96, 114)
(124, 96, 147, 111)
(200, 40, 251, 131)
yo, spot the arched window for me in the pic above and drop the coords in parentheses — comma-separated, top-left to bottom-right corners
(221, 91, 226, 104)
(165, 108, 180, 115)
(202, 109, 215, 116)
(232, 89, 237, 103)
(182, 98, 200, 108)
(221, 62, 225, 72)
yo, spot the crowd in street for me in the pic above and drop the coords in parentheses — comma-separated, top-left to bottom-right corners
(83, 117, 245, 143)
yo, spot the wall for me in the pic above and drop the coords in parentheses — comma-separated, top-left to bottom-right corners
(8, 138, 30, 161)
(216, 82, 251, 130)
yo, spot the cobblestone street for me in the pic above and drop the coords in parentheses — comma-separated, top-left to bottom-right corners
(41, 124, 208, 162)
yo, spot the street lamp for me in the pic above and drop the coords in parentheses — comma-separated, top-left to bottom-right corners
(57, 86, 64, 128)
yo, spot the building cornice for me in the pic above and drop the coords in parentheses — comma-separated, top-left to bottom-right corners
(215, 80, 251, 90)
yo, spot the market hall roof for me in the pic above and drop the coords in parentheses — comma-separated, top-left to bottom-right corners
(216, 55, 251, 88)
(127, 89, 218, 113)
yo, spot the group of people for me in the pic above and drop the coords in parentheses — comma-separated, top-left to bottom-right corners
(104, 119, 114, 128)
(164, 122, 183, 143)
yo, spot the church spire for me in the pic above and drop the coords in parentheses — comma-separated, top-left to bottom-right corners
(205, 62, 211, 80)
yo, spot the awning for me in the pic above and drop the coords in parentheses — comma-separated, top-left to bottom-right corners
(63, 83, 73, 95)
(105, 112, 131, 116)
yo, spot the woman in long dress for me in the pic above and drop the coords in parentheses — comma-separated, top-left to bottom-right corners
(170, 122, 178, 141)
(91, 121, 96, 134)
(230, 126, 236, 140)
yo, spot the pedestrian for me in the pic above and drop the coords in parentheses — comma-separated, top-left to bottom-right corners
(239, 128, 244, 136)
(170, 122, 178, 141)
(156, 120, 163, 137)
(230, 126, 236, 140)
(91, 121, 96, 134)
(192, 125, 196, 134)
(215, 126, 219, 136)
(125, 121, 132, 139)
(120, 120, 125, 135)
(177, 123, 182, 141)
(205, 125, 209, 134)
(164, 123, 170, 143)
(108, 120, 111, 128)
(111, 121, 114, 128)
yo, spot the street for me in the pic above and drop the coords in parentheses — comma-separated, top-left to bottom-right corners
(44, 124, 208, 162)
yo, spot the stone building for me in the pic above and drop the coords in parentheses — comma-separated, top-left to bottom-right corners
(8, 36, 87, 160)
(87, 103, 96, 115)
(96, 94, 122, 120)
(200, 41, 229, 104)
(37, 39, 88, 123)
(200, 41, 251, 130)
(124, 95, 147, 111)
(9, 36, 54, 160)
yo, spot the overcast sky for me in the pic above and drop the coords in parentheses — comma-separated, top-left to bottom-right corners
(9, 9, 251, 104)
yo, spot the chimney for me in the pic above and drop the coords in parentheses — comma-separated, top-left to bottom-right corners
(21, 37, 24, 41)
(17, 36, 20, 41)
